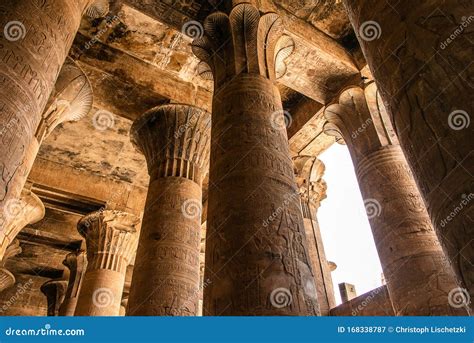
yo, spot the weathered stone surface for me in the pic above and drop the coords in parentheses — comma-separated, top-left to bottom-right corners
(293, 156, 336, 316)
(128, 105, 210, 316)
(0, 0, 469, 319)
(344, 0, 474, 306)
(0, 188, 45, 260)
(0, 0, 91, 224)
(75, 210, 139, 316)
(325, 84, 470, 315)
(193, 4, 319, 316)
(59, 251, 87, 316)
(41, 279, 68, 316)
(330, 285, 395, 316)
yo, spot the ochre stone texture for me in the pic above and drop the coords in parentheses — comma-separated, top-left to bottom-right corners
(75, 210, 138, 316)
(128, 105, 210, 316)
(193, 4, 319, 315)
(294, 156, 336, 316)
(59, 251, 87, 316)
(330, 285, 395, 316)
(344, 0, 474, 305)
(0, 0, 91, 221)
(325, 84, 470, 315)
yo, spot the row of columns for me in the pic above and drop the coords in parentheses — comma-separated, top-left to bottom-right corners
(0, 0, 94, 230)
(324, 83, 469, 315)
(0, 56, 93, 289)
(0, 1, 471, 317)
(343, 0, 473, 307)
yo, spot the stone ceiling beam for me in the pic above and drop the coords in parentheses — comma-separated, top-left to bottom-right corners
(71, 33, 212, 115)
(123, 0, 360, 104)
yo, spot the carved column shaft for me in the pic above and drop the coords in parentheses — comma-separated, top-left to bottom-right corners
(325, 85, 470, 315)
(343, 0, 474, 303)
(192, 4, 318, 315)
(0, 0, 91, 219)
(0, 239, 21, 293)
(294, 157, 336, 316)
(41, 280, 68, 316)
(128, 105, 210, 316)
(75, 210, 138, 316)
(59, 251, 87, 316)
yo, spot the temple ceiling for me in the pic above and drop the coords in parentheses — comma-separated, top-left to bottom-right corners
(31, 0, 363, 216)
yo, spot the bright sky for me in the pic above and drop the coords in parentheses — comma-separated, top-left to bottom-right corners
(317, 143, 383, 305)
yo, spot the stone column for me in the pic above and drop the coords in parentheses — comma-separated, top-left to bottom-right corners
(343, 0, 474, 304)
(127, 105, 211, 316)
(59, 251, 87, 316)
(0, 0, 92, 220)
(192, 3, 319, 315)
(0, 240, 21, 293)
(41, 280, 68, 316)
(0, 187, 45, 260)
(15, 57, 93, 207)
(119, 297, 128, 316)
(293, 156, 336, 316)
(324, 84, 469, 315)
(75, 210, 139, 316)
